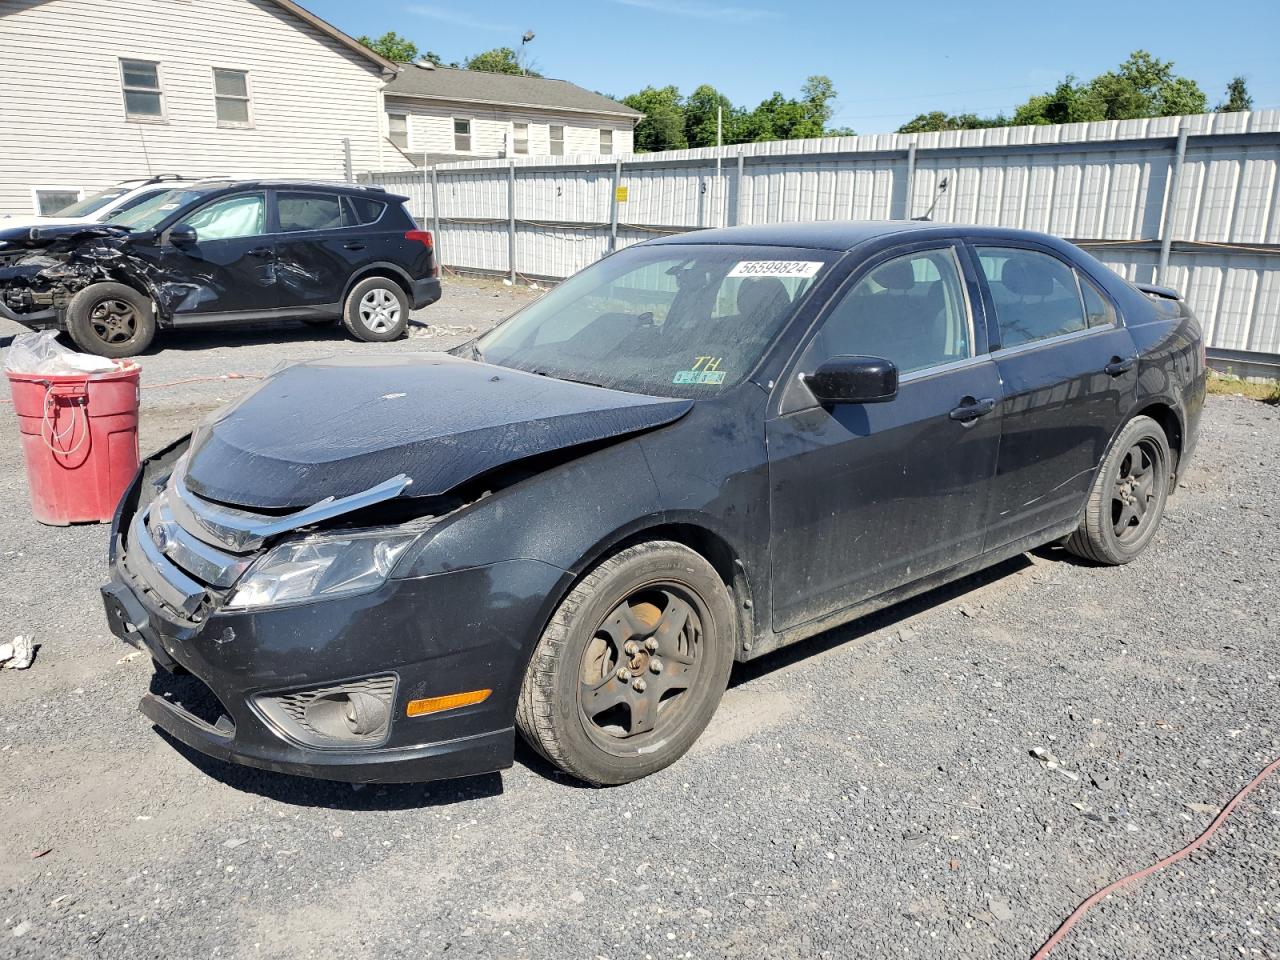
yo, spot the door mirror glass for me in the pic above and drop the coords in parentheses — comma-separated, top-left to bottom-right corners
(169, 222, 197, 246)
(803, 356, 898, 405)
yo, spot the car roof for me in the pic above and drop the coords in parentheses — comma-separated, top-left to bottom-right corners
(644, 220, 1075, 253)
(178, 179, 396, 195)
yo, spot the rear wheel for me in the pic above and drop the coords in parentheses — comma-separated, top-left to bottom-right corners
(65, 282, 156, 357)
(1065, 415, 1171, 565)
(517, 541, 735, 786)
(342, 276, 408, 342)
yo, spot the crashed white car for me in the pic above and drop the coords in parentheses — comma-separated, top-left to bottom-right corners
(0, 175, 200, 231)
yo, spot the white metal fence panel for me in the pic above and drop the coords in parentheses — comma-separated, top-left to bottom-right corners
(366, 110, 1280, 360)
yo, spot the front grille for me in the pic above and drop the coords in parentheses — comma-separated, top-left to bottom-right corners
(123, 484, 259, 621)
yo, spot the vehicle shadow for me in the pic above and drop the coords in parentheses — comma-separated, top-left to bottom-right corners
(154, 728, 505, 810)
(139, 321, 349, 354)
(728, 554, 1033, 688)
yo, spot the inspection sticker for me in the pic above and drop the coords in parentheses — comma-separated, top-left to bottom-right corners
(673, 370, 726, 385)
(727, 260, 823, 279)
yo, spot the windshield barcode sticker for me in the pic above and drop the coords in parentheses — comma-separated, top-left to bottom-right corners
(728, 260, 823, 279)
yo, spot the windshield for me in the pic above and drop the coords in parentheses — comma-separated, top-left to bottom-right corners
(54, 188, 128, 218)
(473, 244, 835, 397)
(105, 188, 215, 230)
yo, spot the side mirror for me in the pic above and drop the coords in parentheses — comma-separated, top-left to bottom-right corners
(168, 223, 197, 247)
(802, 356, 898, 405)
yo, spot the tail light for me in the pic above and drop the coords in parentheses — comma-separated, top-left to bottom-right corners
(404, 230, 437, 276)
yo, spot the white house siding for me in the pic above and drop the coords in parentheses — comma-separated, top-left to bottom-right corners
(0, 0, 391, 215)
(383, 96, 634, 162)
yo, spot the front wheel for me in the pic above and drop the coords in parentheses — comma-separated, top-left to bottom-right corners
(65, 282, 156, 357)
(517, 541, 736, 786)
(1065, 415, 1171, 565)
(342, 277, 408, 342)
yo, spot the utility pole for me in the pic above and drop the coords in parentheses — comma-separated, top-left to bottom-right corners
(715, 105, 724, 226)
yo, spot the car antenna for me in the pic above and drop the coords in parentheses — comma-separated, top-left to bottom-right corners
(913, 176, 948, 222)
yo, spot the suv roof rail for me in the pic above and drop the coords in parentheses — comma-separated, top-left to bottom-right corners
(361, 185, 388, 193)
(115, 174, 186, 186)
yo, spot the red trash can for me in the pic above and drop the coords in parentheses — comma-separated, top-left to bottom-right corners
(5, 363, 141, 525)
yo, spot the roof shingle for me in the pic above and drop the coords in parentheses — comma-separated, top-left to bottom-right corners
(385, 63, 641, 119)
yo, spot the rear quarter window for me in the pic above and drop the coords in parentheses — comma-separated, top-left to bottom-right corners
(345, 195, 387, 225)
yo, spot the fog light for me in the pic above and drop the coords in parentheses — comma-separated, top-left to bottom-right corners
(254, 675, 396, 749)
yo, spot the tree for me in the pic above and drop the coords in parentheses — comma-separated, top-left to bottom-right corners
(1013, 52, 1207, 125)
(356, 31, 419, 63)
(464, 47, 541, 77)
(1217, 76, 1253, 113)
(898, 111, 1008, 133)
(685, 84, 735, 147)
(623, 85, 688, 152)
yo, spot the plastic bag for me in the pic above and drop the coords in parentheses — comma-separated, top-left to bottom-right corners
(3, 330, 119, 376)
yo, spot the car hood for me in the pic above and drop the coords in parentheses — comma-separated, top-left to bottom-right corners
(0, 221, 127, 253)
(184, 354, 693, 510)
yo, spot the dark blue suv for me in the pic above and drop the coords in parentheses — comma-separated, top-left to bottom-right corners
(0, 180, 440, 356)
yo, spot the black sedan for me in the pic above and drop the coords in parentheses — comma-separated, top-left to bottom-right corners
(0, 180, 439, 356)
(101, 221, 1205, 786)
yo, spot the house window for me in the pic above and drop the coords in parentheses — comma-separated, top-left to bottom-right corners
(213, 69, 252, 127)
(512, 122, 529, 155)
(388, 112, 410, 150)
(120, 59, 163, 119)
(600, 128, 613, 155)
(550, 125, 565, 156)
(453, 117, 472, 152)
(33, 188, 83, 216)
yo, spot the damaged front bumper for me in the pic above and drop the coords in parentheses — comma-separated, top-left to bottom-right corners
(102, 458, 566, 784)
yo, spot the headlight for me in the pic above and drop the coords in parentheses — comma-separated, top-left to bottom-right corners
(225, 532, 416, 610)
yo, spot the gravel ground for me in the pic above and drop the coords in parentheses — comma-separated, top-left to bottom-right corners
(1, 279, 1277, 960)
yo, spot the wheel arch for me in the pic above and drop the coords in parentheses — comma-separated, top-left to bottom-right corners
(1131, 400, 1184, 476)
(342, 263, 414, 304)
(558, 517, 757, 660)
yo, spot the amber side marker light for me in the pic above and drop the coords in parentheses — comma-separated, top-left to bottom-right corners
(406, 689, 491, 717)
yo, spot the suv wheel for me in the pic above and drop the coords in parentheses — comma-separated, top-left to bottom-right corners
(517, 541, 736, 786)
(1065, 414, 1171, 565)
(65, 282, 156, 358)
(343, 277, 409, 342)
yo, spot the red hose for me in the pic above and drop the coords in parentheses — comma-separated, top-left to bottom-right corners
(1031, 753, 1280, 958)
(1, 371, 263, 405)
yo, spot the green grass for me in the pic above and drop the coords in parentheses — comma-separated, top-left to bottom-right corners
(1207, 371, 1280, 405)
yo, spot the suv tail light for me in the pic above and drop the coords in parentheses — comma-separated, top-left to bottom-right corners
(405, 230, 438, 277)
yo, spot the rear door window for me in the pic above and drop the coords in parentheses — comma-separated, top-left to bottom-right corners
(976, 247, 1088, 349)
(277, 192, 344, 232)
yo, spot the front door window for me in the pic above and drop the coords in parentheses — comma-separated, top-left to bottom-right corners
(185, 193, 266, 241)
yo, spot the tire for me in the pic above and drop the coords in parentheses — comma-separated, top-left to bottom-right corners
(65, 282, 156, 358)
(1065, 415, 1171, 565)
(342, 276, 409, 342)
(516, 541, 736, 786)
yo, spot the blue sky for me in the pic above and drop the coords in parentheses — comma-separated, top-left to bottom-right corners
(307, 0, 1279, 133)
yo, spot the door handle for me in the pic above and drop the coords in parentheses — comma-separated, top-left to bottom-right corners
(342, 241, 366, 251)
(247, 246, 274, 258)
(949, 396, 996, 422)
(1105, 356, 1136, 376)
